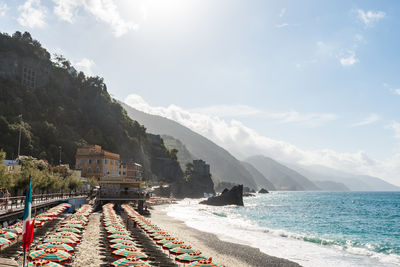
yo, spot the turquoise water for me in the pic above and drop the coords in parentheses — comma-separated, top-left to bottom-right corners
(166, 192, 400, 266)
(240, 192, 400, 256)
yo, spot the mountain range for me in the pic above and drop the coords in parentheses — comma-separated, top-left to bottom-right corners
(122, 102, 400, 192)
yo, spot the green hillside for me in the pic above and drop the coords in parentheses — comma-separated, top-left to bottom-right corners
(162, 135, 196, 169)
(0, 31, 182, 183)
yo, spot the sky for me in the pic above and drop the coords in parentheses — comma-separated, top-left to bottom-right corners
(1, 0, 400, 186)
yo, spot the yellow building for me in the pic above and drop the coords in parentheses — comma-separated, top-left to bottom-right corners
(75, 145, 120, 179)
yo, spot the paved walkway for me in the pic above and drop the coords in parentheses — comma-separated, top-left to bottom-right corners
(0, 195, 86, 215)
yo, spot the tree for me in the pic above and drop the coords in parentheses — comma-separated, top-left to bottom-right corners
(22, 32, 32, 43)
(170, 149, 178, 161)
(184, 162, 194, 181)
(12, 31, 22, 40)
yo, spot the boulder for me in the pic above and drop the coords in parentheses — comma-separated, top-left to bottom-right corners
(200, 185, 244, 206)
(258, 188, 269, 194)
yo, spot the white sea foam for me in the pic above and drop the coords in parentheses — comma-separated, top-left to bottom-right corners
(164, 199, 400, 267)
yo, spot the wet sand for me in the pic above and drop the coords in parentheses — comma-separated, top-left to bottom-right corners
(150, 205, 301, 267)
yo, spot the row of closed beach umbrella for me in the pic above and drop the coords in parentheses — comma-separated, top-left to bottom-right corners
(121, 204, 225, 267)
(102, 203, 151, 267)
(0, 203, 71, 254)
(26, 203, 93, 266)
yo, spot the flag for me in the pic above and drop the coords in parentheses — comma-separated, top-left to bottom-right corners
(22, 176, 34, 251)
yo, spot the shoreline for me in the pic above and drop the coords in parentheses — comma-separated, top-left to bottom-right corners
(150, 204, 301, 267)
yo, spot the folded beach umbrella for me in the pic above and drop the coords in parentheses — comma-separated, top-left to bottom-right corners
(105, 225, 125, 230)
(35, 216, 52, 221)
(0, 237, 11, 247)
(108, 234, 133, 240)
(0, 230, 17, 241)
(56, 227, 82, 234)
(61, 223, 84, 229)
(111, 256, 150, 266)
(28, 248, 72, 264)
(170, 245, 196, 256)
(35, 220, 46, 227)
(26, 259, 63, 267)
(107, 229, 130, 235)
(44, 237, 76, 246)
(37, 242, 74, 253)
(50, 233, 80, 242)
(188, 258, 224, 267)
(112, 248, 148, 260)
(176, 251, 206, 264)
(152, 233, 171, 241)
(163, 241, 186, 250)
(4, 226, 23, 235)
(156, 237, 176, 246)
(110, 242, 138, 251)
(54, 231, 80, 238)
(109, 239, 136, 245)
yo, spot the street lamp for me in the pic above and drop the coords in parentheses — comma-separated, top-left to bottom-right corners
(17, 114, 22, 159)
(59, 146, 62, 165)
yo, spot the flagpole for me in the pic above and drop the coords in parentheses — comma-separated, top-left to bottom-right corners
(23, 246, 26, 267)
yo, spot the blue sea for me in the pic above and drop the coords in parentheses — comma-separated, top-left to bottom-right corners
(164, 192, 400, 267)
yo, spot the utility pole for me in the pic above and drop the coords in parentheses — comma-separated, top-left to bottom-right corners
(17, 114, 22, 159)
(59, 146, 62, 165)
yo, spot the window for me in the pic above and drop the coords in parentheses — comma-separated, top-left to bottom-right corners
(105, 159, 108, 164)
(80, 159, 84, 164)
(111, 160, 114, 165)
(116, 161, 119, 166)
(96, 167, 100, 173)
(87, 167, 92, 173)
(88, 159, 92, 164)
(110, 168, 113, 175)
(97, 159, 100, 164)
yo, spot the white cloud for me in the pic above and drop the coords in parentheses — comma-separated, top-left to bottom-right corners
(53, 0, 80, 23)
(393, 89, 400, 95)
(17, 0, 47, 28)
(83, 0, 139, 37)
(74, 58, 95, 75)
(275, 23, 289, 28)
(191, 105, 337, 127)
(140, 5, 148, 20)
(123, 94, 400, 186)
(357, 9, 386, 27)
(354, 34, 363, 42)
(191, 105, 262, 117)
(352, 114, 380, 127)
(389, 122, 400, 139)
(264, 111, 338, 127)
(52, 0, 138, 37)
(0, 2, 8, 17)
(340, 50, 358, 66)
(279, 8, 286, 18)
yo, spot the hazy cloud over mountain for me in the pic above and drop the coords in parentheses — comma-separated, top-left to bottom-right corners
(125, 94, 400, 186)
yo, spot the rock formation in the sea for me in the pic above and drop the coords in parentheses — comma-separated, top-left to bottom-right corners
(258, 188, 269, 193)
(200, 185, 244, 206)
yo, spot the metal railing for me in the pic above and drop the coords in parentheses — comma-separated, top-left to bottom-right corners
(0, 193, 86, 212)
